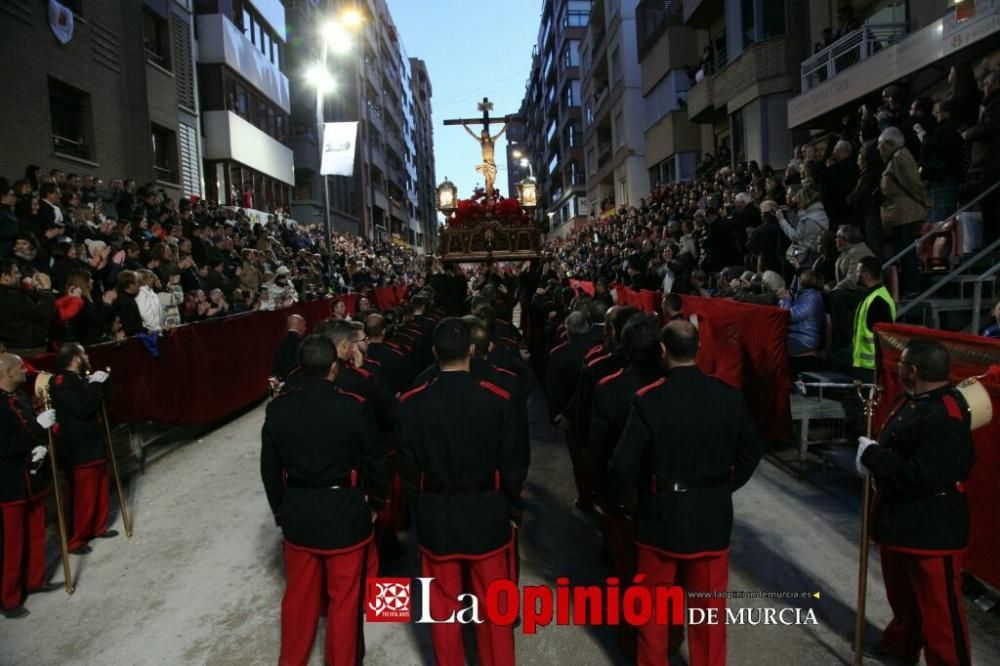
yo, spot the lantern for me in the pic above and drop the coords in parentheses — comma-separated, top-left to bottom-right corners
(517, 176, 538, 208)
(436, 177, 458, 212)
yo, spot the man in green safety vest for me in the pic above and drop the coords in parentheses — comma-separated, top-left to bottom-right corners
(852, 255, 896, 381)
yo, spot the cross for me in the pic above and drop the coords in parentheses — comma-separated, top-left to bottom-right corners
(443, 98, 525, 199)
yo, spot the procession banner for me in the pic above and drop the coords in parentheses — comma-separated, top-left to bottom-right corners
(320, 122, 359, 176)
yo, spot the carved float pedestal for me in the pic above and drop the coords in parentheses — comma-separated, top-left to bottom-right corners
(438, 216, 541, 262)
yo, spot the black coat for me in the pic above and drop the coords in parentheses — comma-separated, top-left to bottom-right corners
(544, 334, 593, 422)
(115, 291, 144, 336)
(0, 284, 56, 350)
(368, 341, 416, 397)
(589, 364, 666, 507)
(568, 350, 628, 453)
(609, 366, 763, 555)
(398, 372, 526, 556)
(50, 372, 111, 467)
(861, 385, 975, 552)
(271, 331, 302, 381)
(822, 158, 860, 223)
(0, 389, 51, 502)
(260, 377, 388, 550)
(919, 120, 964, 183)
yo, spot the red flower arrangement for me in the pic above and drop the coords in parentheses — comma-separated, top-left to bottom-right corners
(446, 188, 532, 229)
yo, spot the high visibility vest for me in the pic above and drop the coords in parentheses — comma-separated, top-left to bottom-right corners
(852, 285, 896, 369)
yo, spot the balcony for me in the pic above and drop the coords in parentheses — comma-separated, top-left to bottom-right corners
(202, 111, 294, 185)
(197, 14, 290, 113)
(789, 1, 1000, 128)
(683, 0, 723, 30)
(685, 75, 715, 122)
(637, 0, 682, 59)
(800, 22, 908, 92)
(644, 111, 701, 167)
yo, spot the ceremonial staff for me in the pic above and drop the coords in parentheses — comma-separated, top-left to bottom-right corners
(34, 373, 74, 595)
(853, 381, 882, 666)
(98, 368, 133, 538)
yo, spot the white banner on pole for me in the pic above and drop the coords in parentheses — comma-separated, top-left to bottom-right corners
(320, 122, 358, 176)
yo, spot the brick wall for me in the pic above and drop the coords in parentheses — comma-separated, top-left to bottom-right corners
(0, 1, 180, 188)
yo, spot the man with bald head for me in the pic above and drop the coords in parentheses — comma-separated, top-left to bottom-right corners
(0, 353, 61, 618)
(609, 320, 763, 665)
(271, 315, 306, 383)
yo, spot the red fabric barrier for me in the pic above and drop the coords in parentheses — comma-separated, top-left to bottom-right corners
(875, 324, 1000, 589)
(29, 301, 331, 426)
(681, 296, 791, 440)
(372, 287, 399, 310)
(570, 280, 595, 297)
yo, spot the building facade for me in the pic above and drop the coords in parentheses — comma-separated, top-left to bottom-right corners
(285, 0, 434, 247)
(579, 0, 647, 222)
(519, 0, 590, 238)
(194, 0, 293, 213)
(409, 57, 438, 252)
(0, 0, 202, 201)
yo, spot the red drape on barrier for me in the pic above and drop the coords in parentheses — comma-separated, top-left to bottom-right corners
(681, 296, 791, 440)
(569, 280, 595, 297)
(875, 323, 1000, 589)
(29, 301, 331, 426)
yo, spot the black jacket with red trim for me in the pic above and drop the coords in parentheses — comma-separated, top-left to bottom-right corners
(368, 341, 416, 397)
(50, 371, 111, 467)
(544, 334, 593, 422)
(609, 366, 762, 555)
(862, 385, 975, 552)
(397, 371, 527, 557)
(567, 350, 627, 452)
(589, 363, 666, 507)
(0, 389, 51, 502)
(261, 377, 388, 550)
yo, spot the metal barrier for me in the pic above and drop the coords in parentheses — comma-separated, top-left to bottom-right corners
(800, 22, 908, 92)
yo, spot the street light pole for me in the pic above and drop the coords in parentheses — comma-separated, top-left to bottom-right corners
(316, 40, 334, 264)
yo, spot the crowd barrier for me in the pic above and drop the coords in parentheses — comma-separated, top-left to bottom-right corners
(876, 324, 1000, 590)
(566, 281, 792, 440)
(29, 300, 332, 426)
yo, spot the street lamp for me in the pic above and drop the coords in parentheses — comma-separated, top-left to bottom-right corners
(519, 157, 535, 178)
(306, 61, 337, 261)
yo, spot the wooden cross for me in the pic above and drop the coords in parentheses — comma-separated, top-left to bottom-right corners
(442, 97, 523, 132)
(443, 98, 525, 198)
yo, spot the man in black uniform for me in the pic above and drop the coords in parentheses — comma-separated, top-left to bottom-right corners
(857, 340, 975, 666)
(50, 343, 117, 554)
(365, 313, 416, 396)
(261, 335, 388, 666)
(398, 318, 526, 666)
(271, 314, 306, 383)
(609, 321, 763, 666)
(0, 353, 60, 619)
(546, 311, 597, 511)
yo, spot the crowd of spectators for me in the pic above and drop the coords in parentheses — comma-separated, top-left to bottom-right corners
(0, 167, 422, 356)
(533, 61, 999, 366)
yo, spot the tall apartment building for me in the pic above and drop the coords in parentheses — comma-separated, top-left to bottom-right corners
(519, 0, 590, 238)
(579, 0, 647, 220)
(636, 0, 701, 185)
(680, 0, 809, 169)
(788, 0, 1000, 132)
(286, 0, 434, 247)
(410, 57, 438, 251)
(194, 0, 293, 212)
(0, 0, 202, 200)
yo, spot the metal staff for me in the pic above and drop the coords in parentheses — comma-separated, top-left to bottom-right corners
(35, 373, 74, 595)
(99, 368, 132, 538)
(853, 380, 882, 666)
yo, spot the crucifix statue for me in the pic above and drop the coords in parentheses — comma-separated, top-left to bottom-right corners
(443, 97, 524, 200)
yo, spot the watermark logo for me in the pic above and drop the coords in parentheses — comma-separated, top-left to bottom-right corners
(366, 577, 412, 623)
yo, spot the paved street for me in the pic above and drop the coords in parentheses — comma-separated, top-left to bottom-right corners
(2, 388, 998, 665)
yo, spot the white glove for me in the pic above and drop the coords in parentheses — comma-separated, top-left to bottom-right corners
(31, 446, 47, 463)
(36, 409, 57, 430)
(856, 436, 877, 476)
(88, 370, 110, 384)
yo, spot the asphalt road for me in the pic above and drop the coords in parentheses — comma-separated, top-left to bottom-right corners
(1, 387, 998, 665)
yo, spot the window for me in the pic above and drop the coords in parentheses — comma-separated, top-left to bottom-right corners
(151, 124, 179, 183)
(48, 78, 91, 160)
(564, 121, 579, 148)
(610, 48, 622, 83)
(742, 0, 756, 49)
(563, 80, 579, 108)
(731, 107, 746, 165)
(763, 0, 786, 39)
(563, 40, 580, 69)
(614, 110, 624, 147)
(643, 70, 691, 128)
(143, 9, 171, 70)
(239, 4, 282, 69)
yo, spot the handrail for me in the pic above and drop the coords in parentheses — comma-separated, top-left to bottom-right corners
(970, 261, 1000, 333)
(800, 22, 907, 92)
(896, 237, 1000, 317)
(883, 178, 1000, 272)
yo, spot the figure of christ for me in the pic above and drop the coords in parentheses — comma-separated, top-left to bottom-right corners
(463, 123, 508, 199)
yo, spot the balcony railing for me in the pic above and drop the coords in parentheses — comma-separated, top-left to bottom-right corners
(636, 0, 681, 60)
(53, 135, 90, 160)
(800, 22, 907, 92)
